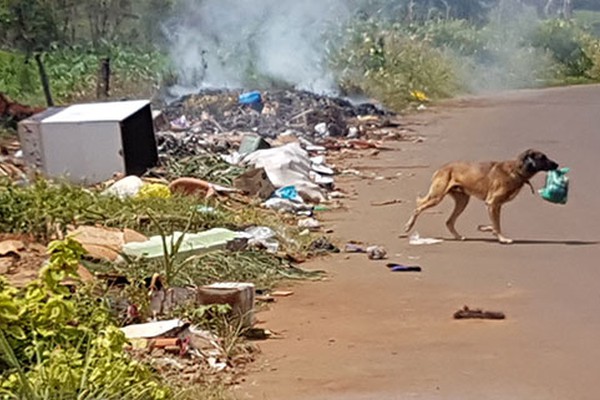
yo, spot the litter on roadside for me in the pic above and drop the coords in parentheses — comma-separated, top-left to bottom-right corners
(103, 175, 144, 199)
(371, 198, 403, 206)
(242, 142, 327, 203)
(386, 263, 422, 272)
(120, 319, 188, 339)
(298, 217, 321, 230)
(308, 237, 340, 253)
(245, 226, 279, 253)
(366, 245, 387, 260)
(344, 242, 366, 253)
(121, 228, 246, 260)
(453, 306, 506, 320)
(263, 198, 313, 214)
(409, 232, 443, 246)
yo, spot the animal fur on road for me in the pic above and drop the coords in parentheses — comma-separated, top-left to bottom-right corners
(404, 149, 559, 244)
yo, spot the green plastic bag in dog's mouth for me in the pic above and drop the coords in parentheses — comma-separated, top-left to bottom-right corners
(539, 167, 570, 205)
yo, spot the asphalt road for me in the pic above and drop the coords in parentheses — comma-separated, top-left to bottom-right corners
(240, 85, 600, 400)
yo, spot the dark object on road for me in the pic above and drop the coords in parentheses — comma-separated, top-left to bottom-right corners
(309, 237, 340, 253)
(386, 263, 422, 272)
(453, 306, 505, 320)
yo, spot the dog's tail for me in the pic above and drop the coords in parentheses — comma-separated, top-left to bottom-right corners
(416, 168, 452, 206)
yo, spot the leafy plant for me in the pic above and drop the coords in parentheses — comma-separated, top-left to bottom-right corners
(0, 237, 170, 400)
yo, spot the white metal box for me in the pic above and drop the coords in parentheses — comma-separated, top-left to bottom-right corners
(18, 100, 158, 184)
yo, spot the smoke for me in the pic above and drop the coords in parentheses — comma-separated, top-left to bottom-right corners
(165, 0, 352, 95)
(163, 0, 563, 97)
(455, 0, 556, 94)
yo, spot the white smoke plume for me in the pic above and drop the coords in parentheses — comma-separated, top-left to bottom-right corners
(165, 0, 352, 95)
(164, 0, 560, 96)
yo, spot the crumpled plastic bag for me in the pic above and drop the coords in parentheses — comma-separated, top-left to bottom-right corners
(242, 142, 326, 203)
(539, 167, 569, 205)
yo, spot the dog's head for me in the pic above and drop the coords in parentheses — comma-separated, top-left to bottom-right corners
(518, 149, 559, 175)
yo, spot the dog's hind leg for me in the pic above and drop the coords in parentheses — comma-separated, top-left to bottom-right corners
(404, 193, 446, 233)
(404, 169, 451, 233)
(446, 190, 469, 240)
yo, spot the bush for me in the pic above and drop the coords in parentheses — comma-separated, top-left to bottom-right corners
(0, 45, 169, 106)
(0, 237, 170, 400)
(330, 20, 458, 110)
(529, 19, 593, 77)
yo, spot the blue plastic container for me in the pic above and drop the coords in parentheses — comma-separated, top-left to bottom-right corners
(239, 91, 262, 105)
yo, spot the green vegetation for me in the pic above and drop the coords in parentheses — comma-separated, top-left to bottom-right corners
(4, 1, 600, 398)
(0, 238, 170, 399)
(3, 0, 600, 110)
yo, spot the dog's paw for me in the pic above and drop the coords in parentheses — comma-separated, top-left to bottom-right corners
(477, 225, 494, 233)
(498, 237, 514, 245)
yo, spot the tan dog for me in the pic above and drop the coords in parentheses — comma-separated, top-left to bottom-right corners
(404, 149, 559, 244)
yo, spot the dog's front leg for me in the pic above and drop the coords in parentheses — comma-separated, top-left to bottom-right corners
(487, 203, 513, 244)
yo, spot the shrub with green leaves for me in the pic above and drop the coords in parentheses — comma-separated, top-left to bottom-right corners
(330, 19, 458, 111)
(529, 19, 594, 78)
(0, 237, 170, 400)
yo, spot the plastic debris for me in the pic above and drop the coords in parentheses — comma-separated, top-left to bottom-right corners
(344, 243, 366, 253)
(245, 226, 279, 253)
(298, 217, 321, 230)
(409, 232, 443, 246)
(243, 142, 326, 203)
(367, 245, 388, 260)
(102, 176, 144, 199)
(263, 198, 313, 214)
(539, 167, 570, 205)
(308, 237, 340, 253)
(120, 319, 187, 339)
(386, 263, 422, 272)
(170, 115, 190, 131)
(121, 228, 245, 259)
(275, 185, 303, 202)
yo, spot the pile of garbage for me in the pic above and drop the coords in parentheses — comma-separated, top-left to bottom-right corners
(148, 89, 413, 211)
(155, 89, 403, 160)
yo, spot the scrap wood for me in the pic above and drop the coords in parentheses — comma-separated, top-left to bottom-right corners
(453, 306, 506, 320)
(271, 290, 294, 297)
